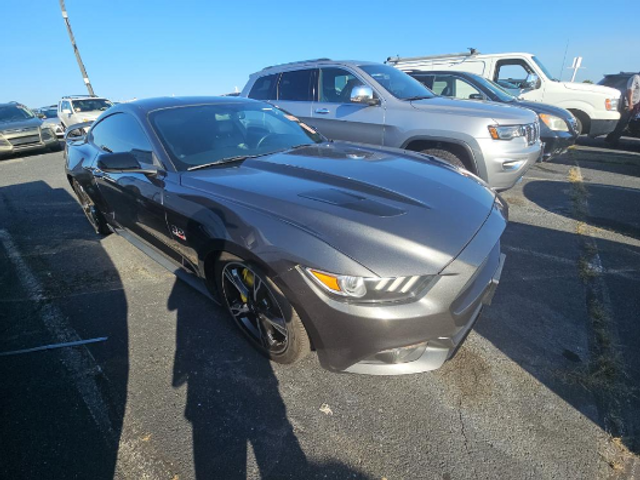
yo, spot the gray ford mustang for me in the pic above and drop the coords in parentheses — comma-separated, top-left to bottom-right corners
(65, 96, 507, 375)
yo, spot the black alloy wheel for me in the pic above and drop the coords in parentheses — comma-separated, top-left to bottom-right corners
(218, 258, 310, 364)
(71, 179, 110, 236)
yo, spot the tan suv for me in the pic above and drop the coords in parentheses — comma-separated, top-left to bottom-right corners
(0, 102, 61, 158)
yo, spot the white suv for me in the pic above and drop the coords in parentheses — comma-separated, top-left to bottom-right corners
(57, 96, 113, 130)
(387, 51, 621, 136)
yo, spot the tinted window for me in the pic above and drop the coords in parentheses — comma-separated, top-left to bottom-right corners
(278, 70, 315, 101)
(71, 99, 112, 113)
(0, 105, 35, 123)
(90, 113, 152, 164)
(248, 74, 278, 100)
(319, 68, 364, 103)
(413, 75, 435, 89)
(359, 64, 435, 100)
(150, 103, 322, 171)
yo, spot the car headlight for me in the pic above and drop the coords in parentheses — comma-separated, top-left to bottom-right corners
(488, 124, 526, 140)
(539, 113, 569, 132)
(605, 98, 619, 111)
(303, 267, 436, 303)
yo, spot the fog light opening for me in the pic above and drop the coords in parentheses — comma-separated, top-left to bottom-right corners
(501, 160, 525, 171)
(363, 342, 428, 365)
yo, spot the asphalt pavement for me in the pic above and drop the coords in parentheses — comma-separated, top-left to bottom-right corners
(1, 138, 639, 479)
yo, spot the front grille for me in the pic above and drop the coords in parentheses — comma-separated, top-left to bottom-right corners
(524, 122, 539, 145)
(9, 134, 41, 146)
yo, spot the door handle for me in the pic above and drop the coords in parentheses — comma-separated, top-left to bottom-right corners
(315, 108, 330, 114)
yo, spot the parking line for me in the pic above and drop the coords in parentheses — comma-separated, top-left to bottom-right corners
(0, 337, 108, 357)
(0, 228, 116, 441)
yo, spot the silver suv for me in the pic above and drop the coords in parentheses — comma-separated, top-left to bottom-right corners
(57, 95, 113, 130)
(242, 59, 542, 190)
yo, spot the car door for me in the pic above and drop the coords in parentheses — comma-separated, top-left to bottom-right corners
(311, 67, 385, 145)
(89, 113, 172, 254)
(272, 69, 316, 124)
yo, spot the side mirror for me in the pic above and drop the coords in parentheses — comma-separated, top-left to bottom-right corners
(468, 93, 484, 100)
(523, 73, 541, 90)
(97, 151, 157, 175)
(350, 85, 380, 106)
(37, 113, 46, 119)
(65, 128, 86, 142)
(62, 108, 72, 115)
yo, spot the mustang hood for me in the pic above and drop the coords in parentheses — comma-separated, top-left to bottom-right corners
(182, 143, 499, 277)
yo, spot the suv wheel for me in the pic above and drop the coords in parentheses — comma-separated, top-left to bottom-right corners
(421, 148, 467, 170)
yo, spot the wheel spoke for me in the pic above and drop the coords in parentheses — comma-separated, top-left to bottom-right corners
(253, 275, 263, 302)
(224, 268, 249, 298)
(259, 313, 288, 338)
(229, 302, 249, 319)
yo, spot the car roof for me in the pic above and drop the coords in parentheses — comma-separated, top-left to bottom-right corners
(252, 59, 381, 76)
(109, 96, 262, 116)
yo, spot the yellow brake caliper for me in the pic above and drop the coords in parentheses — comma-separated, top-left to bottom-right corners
(241, 268, 254, 303)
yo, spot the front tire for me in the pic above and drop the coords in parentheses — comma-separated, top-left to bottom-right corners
(71, 179, 111, 236)
(216, 256, 310, 364)
(421, 148, 467, 170)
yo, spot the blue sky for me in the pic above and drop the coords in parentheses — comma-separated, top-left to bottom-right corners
(1, 0, 637, 107)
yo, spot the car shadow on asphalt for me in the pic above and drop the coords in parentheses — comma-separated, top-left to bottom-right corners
(168, 279, 371, 479)
(0, 181, 129, 480)
(475, 178, 640, 455)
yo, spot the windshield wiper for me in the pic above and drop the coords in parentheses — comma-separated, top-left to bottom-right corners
(403, 95, 434, 101)
(187, 144, 315, 172)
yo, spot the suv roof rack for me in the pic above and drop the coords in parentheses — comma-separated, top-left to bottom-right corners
(261, 58, 333, 71)
(61, 94, 98, 99)
(386, 48, 480, 65)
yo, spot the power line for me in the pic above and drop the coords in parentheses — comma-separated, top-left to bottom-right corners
(59, 0, 95, 96)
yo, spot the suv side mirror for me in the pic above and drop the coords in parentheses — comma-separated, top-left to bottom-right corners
(523, 73, 541, 90)
(350, 86, 380, 106)
(97, 152, 158, 175)
(62, 108, 72, 115)
(468, 93, 484, 100)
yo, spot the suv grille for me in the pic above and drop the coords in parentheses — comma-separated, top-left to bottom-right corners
(524, 122, 539, 145)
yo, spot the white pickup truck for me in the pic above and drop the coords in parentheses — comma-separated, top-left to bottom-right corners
(387, 51, 621, 136)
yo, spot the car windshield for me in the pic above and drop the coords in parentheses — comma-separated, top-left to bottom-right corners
(71, 99, 113, 113)
(0, 104, 35, 123)
(150, 102, 324, 171)
(532, 56, 558, 82)
(359, 64, 435, 100)
(477, 76, 518, 102)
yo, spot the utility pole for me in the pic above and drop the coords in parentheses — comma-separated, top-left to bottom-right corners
(59, 0, 95, 95)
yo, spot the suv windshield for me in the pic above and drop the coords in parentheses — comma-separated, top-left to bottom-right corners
(0, 104, 35, 123)
(150, 102, 324, 171)
(359, 64, 435, 100)
(71, 99, 113, 113)
(532, 56, 558, 82)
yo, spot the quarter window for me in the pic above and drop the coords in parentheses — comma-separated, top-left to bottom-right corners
(248, 74, 278, 100)
(319, 68, 364, 103)
(90, 113, 153, 164)
(278, 69, 315, 101)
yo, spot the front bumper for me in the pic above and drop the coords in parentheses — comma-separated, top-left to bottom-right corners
(477, 138, 542, 191)
(0, 129, 58, 156)
(541, 131, 578, 161)
(589, 118, 619, 137)
(277, 203, 507, 375)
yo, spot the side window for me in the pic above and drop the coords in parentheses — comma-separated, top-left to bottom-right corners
(278, 69, 315, 101)
(90, 113, 153, 165)
(431, 76, 454, 96)
(495, 60, 533, 90)
(248, 74, 278, 100)
(454, 78, 482, 100)
(60, 101, 71, 112)
(319, 68, 364, 103)
(414, 75, 435, 89)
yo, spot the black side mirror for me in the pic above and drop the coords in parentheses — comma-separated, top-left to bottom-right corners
(97, 151, 157, 175)
(469, 93, 484, 100)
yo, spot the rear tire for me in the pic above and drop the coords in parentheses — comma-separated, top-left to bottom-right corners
(49, 142, 63, 152)
(421, 148, 467, 170)
(215, 254, 311, 365)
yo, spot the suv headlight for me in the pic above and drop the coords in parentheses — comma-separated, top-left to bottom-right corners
(302, 267, 436, 303)
(539, 114, 569, 132)
(488, 124, 526, 140)
(605, 98, 619, 111)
